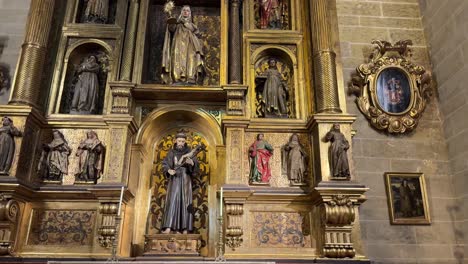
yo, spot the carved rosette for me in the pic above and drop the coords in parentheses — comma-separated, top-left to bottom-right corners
(0, 194, 20, 256)
(98, 203, 118, 248)
(109, 82, 134, 114)
(224, 86, 247, 116)
(225, 204, 244, 250)
(320, 195, 356, 258)
(350, 40, 432, 133)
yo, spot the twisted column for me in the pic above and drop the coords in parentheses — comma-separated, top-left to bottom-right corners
(9, 0, 55, 108)
(229, 0, 242, 84)
(310, 0, 341, 113)
(120, 0, 140, 82)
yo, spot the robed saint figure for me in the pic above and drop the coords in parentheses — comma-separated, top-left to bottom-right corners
(161, 132, 199, 234)
(249, 133, 274, 184)
(325, 124, 350, 179)
(161, 5, 205, 85)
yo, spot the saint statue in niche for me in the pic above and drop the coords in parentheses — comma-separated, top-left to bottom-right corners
(38, 130, 71, 183)
(282, 134, 307, 185)
(161, 132, 202, 234)
(83, 0, 109, 24)
(0, 117, 22, 175)
(324, 124, 350, 180)
(70, 55, 101, 115)
(258, 0, 287, 29)
(161, 4, 206, 85)
(249, 133, 273, 185)
(75, 131, 105, 184)
(256, 58, 289, 118)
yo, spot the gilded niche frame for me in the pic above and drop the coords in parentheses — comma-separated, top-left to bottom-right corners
(384, 172, 431, 225)
(350, 40, 432, 134)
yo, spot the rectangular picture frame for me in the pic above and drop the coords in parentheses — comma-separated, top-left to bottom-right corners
(384, 172, 431, 225)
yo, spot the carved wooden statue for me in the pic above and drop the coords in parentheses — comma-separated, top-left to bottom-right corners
(70, 55, 101, 115)
(282, 134, 307, 185)
(83, 0, 109, 24)
(161, 132, 200, 234)
(38, 130, 71, 183)
(256, 59, 289, 118)
(161, 5, 205, 85)
(75, 131, 105, 184)
(0, 117, 21, 175)
(325, 124, 350, 180)
(249, 133, 273, 184)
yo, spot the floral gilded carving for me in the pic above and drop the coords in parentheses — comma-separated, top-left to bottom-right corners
(350, 40, 432, 134)
(28, 210, 96, 246)
(251, 212, 311, 248)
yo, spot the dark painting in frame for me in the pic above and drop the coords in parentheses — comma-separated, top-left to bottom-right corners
(384, 172, 431, 225)
(376, 67, 411, 114)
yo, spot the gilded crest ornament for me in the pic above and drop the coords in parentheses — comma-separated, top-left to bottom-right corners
(350, 40, 432, 133)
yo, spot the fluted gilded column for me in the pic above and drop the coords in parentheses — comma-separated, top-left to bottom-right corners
(310, 0, 341, 113)
(9, 0, 55, 108)
(120, 0, 140, 82)
(229, 0, 242, 84)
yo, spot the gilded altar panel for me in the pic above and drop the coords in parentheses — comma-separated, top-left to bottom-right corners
(27, 209, 96, 246)
(243, 132, 311, 187)
(251, 212, 311, 248)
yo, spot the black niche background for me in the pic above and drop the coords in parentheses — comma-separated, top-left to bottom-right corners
(143, 0, 221, 85)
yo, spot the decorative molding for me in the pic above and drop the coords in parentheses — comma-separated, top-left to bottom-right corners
(98, 203, 118, 248)
(225, 204, 244, 250)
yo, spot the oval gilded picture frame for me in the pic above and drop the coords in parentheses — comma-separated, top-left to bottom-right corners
(350, 40, 432, 134)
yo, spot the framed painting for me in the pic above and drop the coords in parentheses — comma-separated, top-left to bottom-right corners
(350, 40, 433, 134)
(384, 172, 431, 225)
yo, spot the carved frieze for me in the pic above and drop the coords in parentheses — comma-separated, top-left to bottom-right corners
(28, 210, 96, 246)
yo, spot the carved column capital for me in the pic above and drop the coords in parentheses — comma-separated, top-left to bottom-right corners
(98, 202, 119, 248)
(0, 194, 21, 256)
(224, 85, 247, 116)
(109, 82, 135, 114)
(315, 182, 368, 259)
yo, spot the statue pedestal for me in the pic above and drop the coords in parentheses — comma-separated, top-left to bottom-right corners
(144, 234, 202, 256)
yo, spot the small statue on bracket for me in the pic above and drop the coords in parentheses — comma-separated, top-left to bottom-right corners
(75, 131, 105, 184)
(282, 134, 307, 186)
(324, 124, 350, 180)
(83, 0, 109, 24)
(248, 133, 273, 185)
(255, 58, 289, 118)
(0, 117, 22, 175)
(38, 130, 72, 184)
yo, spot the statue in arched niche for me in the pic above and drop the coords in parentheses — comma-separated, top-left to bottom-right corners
(67, 52, 109, 115)
(161, 4, 206, 85)
(255, 58, 290, 118)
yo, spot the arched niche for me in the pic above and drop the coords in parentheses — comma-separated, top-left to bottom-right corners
(250, 46, 298, 119)
(58, 41, 112, 115)
(130, 106, 223, 257)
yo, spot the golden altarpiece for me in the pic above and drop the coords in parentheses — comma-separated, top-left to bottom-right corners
(0, 0, 369, 262)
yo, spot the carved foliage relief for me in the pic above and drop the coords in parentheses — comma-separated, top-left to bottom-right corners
(28, 210, 96, 246)
(243, 133, 310, 187)
(251, 212, 311, 248)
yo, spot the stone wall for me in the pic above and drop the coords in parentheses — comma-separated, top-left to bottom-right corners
(419, 0, 468, 262)
(337, 0, 461, 263)
(0, 0, 30, 104)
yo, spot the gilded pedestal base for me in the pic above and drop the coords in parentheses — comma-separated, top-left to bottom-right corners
(144, 234, 202, 256)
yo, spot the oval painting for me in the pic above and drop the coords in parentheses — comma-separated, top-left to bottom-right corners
(376, 67, 411, 114)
